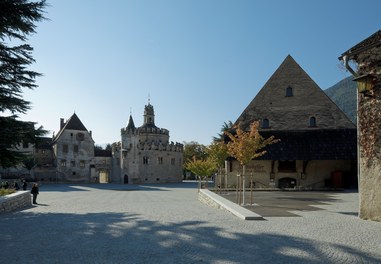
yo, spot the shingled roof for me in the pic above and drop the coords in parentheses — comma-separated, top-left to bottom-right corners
(339, 30, 381, 61)
(233, 55, 356, 160)
(53, 113, 91, 143)
(235, 55, 355, 131)
(61, 113, 88, 131)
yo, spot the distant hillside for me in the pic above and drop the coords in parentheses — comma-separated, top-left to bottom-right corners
(324, 76, 357, 125)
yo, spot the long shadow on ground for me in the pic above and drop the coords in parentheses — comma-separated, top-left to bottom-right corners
(0, 210, 379, 263)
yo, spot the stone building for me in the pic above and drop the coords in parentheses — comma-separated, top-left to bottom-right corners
(226, 55, 357, 189)
(339, 29, 381, 221)
(52, 113, 96, 182)
(113, 103, 184, 184)
(1, 103, 184, 184)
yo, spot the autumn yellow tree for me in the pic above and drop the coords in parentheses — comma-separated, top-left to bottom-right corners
(225, 121, 279, 204)
(185, 157, 217, 192)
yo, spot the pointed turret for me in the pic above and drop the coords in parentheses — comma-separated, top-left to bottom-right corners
(126, 115, 136, 131)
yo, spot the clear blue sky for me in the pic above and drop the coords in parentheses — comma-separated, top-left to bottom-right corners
(22, 0, 381, 146)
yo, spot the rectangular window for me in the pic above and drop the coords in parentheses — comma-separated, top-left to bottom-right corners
(70, 161, 75, 167)
(158, 157, 163, 165)
(80, 160, 85, 168)
(171, 158, 175, 165)
(286, 86, 293, 97)
(61, 160, 66, 167)
(278, 160, 296, 172)
(22, 142, 29, 148)
(62, 144, 68, 153)
(74, 145, 79, 153)
(143, 156, 149, 165)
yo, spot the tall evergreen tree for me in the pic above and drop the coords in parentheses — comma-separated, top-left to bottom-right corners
(0, 0, 47, 168)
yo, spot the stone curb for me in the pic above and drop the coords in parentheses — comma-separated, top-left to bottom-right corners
(199, 189, 264, 220)
(0, 191, 31, 213)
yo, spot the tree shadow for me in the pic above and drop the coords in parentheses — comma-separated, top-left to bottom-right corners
(0, 211, 379, 263)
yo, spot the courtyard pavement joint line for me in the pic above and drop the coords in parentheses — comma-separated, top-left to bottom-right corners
(200, 189, 264, 220)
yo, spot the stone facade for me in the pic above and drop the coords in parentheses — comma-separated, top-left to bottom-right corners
(52, 114, 95, 183)
(224, 55, 357, 190)
(114, 103, 183, 184)
(340, 30, 381, 221)
(1, 103, 183, 185)
(219, 159, 354, 189)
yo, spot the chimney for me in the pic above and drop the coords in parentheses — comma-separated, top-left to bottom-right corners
(90, 130, 92, 137)
(60, 118, 64, 129)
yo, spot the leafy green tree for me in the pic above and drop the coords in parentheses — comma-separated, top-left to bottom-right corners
(183, 141, 208, 163)
(105, 144, 112, 151)
(207, 141, 229, 189)
(213, 120, 233, 142)
(22, 156, 36, 176)
(94, 145, 104, 150)
(183, 141, 208, 179)
(0, 0, 47, 167)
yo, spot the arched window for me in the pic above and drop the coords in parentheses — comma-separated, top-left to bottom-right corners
(262, 118, 269, 128)
(286, 86, 293, 97)
(309, 116, 317, 127)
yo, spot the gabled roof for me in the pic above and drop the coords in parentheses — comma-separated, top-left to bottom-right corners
(339, 30, 381, 60)
(62, 113, 88, 131)
(235, 55, 355, 131)
(53, 113, 91, 143)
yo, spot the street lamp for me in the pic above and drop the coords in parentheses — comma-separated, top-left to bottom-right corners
(353, 74, 376, 95)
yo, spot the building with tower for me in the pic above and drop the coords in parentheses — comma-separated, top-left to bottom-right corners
(113, 102, 184, 184)
(0, 103, 183, 184)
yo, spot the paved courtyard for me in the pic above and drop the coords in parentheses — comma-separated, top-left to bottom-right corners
(0, 182, 380, 264)
(218, 190, 354, 217)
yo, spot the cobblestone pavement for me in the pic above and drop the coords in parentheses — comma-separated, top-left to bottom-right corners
(1, 182, 380, 264)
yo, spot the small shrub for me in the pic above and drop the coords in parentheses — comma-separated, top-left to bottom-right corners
(0, 189, 16, 197)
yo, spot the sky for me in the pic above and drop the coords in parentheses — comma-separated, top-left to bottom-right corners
(19, 0, 381, 146)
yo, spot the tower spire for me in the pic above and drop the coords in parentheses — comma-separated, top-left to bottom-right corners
(143, 101, 155, 126)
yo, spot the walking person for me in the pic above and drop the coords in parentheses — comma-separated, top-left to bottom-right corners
(31, 183, 39, 204)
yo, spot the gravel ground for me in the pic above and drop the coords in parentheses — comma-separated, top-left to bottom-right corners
(0, 182, 380, 264)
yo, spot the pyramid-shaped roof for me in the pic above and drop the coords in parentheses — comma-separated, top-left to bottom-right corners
(235, 55, 355, 131)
